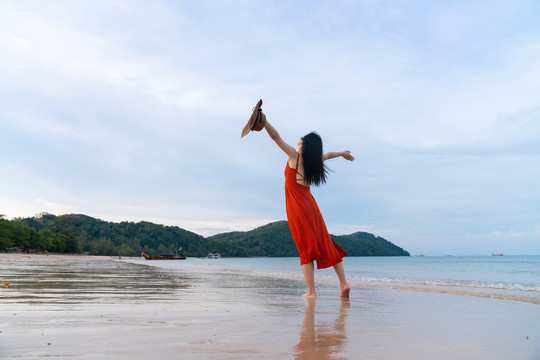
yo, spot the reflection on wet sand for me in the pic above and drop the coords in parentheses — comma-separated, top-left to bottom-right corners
(294, 298, 350, 360)
(1, 256, 193, 304)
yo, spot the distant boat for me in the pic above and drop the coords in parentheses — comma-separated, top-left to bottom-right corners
(206, 253, 221, 259)
(491, 253, 504, 256)
(414, 255, 424, 257)
(141, 248, 186, 260)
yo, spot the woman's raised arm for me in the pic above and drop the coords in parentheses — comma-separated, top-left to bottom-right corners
(264, 121, 297, 159)
(323, 151, 355, 162)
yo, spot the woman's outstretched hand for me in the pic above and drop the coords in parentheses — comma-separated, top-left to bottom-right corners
(341, 151, 355, 161)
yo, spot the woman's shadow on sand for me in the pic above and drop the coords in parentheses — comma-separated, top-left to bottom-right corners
(294, 298, 350, 360)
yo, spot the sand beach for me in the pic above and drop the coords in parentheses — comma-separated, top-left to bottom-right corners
(1, 253, 539, 359)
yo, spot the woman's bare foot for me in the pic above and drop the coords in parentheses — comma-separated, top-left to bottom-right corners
(340, 284, 350, 298)
(302, 292, 317, 299)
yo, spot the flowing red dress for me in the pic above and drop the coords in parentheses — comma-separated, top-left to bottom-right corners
(285, 155, 347, 269)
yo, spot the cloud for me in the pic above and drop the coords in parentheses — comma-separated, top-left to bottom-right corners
(1, 1, 540, 255)
(491, 226, 540, 238)
(33, 198, 76, 215)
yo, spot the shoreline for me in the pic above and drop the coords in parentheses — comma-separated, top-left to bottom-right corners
(123, 256, 540, 305)
(0, 252, 114, 260)
(3, 253, 537, 304)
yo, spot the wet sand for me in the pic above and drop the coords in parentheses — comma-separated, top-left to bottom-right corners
(1, 253, 539, 359)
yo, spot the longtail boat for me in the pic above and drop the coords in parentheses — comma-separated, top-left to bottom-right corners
(141, 250, 186, 260)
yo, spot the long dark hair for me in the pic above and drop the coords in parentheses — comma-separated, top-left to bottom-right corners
(301, 132, 329, 186)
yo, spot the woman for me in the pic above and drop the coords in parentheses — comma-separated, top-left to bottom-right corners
(263, 119, 355, 299)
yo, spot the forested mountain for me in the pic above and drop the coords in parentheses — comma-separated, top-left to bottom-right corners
(207, 221, 410, 257)
(207, 221, 300, 257)
(2, 213, 409, 257)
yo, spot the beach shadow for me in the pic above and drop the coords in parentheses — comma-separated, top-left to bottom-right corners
(294, 298, 350, 360)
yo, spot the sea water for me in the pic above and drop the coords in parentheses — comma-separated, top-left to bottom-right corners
(124, 255, 540, 304)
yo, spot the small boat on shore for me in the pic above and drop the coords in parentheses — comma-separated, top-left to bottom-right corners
(141, 249, 186, 260)
(206, 253, 221, 259)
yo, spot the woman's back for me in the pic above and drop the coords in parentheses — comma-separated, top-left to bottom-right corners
(288, 154, 310, 187)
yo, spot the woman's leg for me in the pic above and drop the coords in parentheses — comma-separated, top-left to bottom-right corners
(333, 261, 350, 298)
(301, 262, 317, 298)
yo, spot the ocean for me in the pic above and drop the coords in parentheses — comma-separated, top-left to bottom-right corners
(124, 255, 540, 304)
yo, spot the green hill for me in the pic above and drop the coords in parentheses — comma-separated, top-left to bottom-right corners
(3, 214, 409, 257)
(207, 221, 299, 257)
(209, 221, 410, 257)
(332, 232, 410, 256)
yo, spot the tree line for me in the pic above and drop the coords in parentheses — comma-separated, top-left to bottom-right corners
(1, 214, 79, 253)
(1, 213, 410, 257)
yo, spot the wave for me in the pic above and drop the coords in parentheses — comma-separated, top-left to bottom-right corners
(349, 276, 540, 293)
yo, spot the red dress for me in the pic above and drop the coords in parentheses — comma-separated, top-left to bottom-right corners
(284, 155, 347, 269)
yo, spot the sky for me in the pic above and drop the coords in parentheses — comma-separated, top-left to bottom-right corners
(1, 0, 540, 256)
